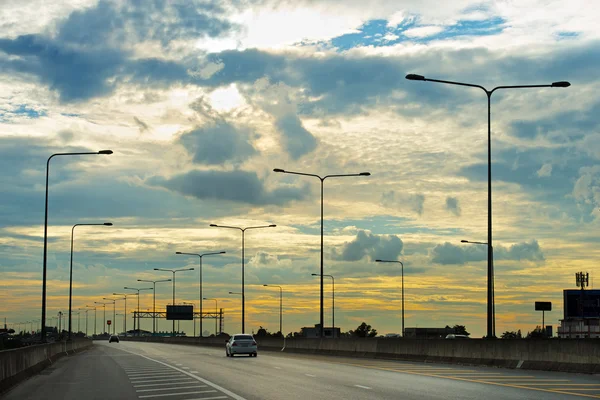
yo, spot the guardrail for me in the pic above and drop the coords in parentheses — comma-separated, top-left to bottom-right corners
(0, 338, 92, 394)
(120, 336, 600, 374)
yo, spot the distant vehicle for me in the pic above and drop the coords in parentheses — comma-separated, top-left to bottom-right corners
(445, 334, 470, 339)
(109, 335, 120, 343)
(226, 334, 257, 357)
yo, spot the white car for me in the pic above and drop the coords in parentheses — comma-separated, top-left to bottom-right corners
(226, 334, 257, 357)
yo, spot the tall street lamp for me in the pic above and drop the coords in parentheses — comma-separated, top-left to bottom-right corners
(137, 279, 171, 334)
(103, 298, 117, 335)
(86, 305, 97, 336)
(375, 259, 405, 337)
(41, 149, 113, 340)
(79, 308, 89, 337)
(263, 285, 283, 335)
(113, 293, 138, 337)
(176, 251, 226, 337)
(211, 224, 276, 334)
(274, 168, 369, 337)
(312, 274, 335, 337)
(406, 74, 570, 338)
(94, 301, 110, 334)
(68, 222, 112, 340)
(460, 239, 494, 333)
(153, 268, 194, 336)
(124, 287, 153, 336)
(203, 297, 218, 335)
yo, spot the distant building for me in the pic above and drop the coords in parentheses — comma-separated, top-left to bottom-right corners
(404, 327, 454, 339)
(558, 289, 600, 338)
(301, 324, 340, 338)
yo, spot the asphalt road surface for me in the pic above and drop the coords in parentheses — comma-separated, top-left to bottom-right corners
(3, 340, 600, 400)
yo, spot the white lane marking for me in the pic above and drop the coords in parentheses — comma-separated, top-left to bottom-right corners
(190, 371, 199, 373)
(128, 372, 183, 377)
(122, 349, 249, 400)
(130, 377, 194, 384)
(180, 397, 227, 400)
(305, 374, 316, 377)
(136, 385, 208, 392)
(138, 390, 217, 398)
(354, 385, 372, 390)
(274, 367, 282, 370)
(134, 381, 198, 388)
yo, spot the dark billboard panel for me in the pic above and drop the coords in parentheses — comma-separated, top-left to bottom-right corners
(563, 289, 600, 319)
(166, 305, 193, 320)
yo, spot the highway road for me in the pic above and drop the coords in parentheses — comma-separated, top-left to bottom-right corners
(3, 340, 600, 400)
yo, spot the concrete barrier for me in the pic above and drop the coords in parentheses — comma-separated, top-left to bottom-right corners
(0, 339, 92, 394)
(119, 336, 600, 374)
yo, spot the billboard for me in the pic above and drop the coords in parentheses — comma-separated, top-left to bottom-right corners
(166, 305, 193, 321)
(563, 289, 600, 319)
(535, 302, 552, 311)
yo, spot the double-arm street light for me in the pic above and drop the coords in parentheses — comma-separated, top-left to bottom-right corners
(113, 293, 138, 337)
(68, 222, 113, 340)
(94, 301, 111, 334)
(406, 74, 570, 338)
(211, 224, 276, 334)
(312, 274, 335, 337)
(274, 168, 370, 337)
(460, 239, 494, 333)
(86, 305, 97, 335)
(203, 297, 218, 335)
(124, 287, 153, 336)
(263, 285, 283, 335)
(41, 149, 113, 341)
(137, 279, 171, 334)
(375, 259, 405, 337)
(102, 298, 117, 335)
(176, 251, 226, 337)
(153, 268, 194, 336)
(79, 308, 89, 336)
(228, 291, 243, 333)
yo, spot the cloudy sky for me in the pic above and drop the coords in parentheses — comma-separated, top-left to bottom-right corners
(1, 0, 599, 338)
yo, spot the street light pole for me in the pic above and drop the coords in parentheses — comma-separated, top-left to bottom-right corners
(94, 302, 109, 334)
(79, 308, 88, 336)
(211, 224, 276, 334)
(112, 293, 138, 337)
(460, 239, 494, 333)
(86, 305, 97, 335)
(124, 287, 153, 336)
(103, 298, 117, 335)
(153, 268, 194, 336)
(406, 74, 570, 338)
(263, 285, 283, 335)
(69, 222, 112, 340)
(376, 259, 405, 337)
(203, 298, 218, 335)
(274, 168, 370, 337)
(176, 251, 225, 337)
(312, 274, 335, 337)
(137, 279, 171, 334)
(41, 149, 113, 341)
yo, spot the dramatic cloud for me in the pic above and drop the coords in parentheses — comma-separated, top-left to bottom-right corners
(148, 169, 307, 206)
(381, 190, 425, 215)
(445, 196, 461, 216)
(332, 230, 403, 262)
(274, 114, 317, 159)
(178, 121, 257, 165)
(431, 240, 545, 265)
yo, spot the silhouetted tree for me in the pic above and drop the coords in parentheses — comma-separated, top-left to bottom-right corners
(446, 325, 470, 336)
(526, 326, 545, 339)
(501, 331, 518, 339)
(351, 322, 378, 338)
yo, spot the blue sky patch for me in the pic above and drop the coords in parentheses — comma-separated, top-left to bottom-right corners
(13, 104, 46, 119)
(324, 15, 506, 51)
